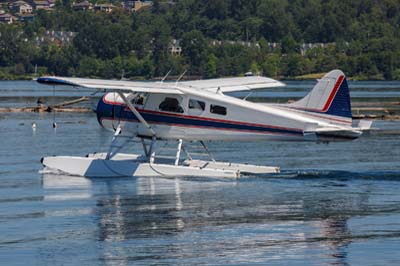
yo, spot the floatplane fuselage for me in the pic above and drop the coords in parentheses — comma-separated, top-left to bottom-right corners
(37, 70, 372, 178)
(96, 70, 363, 142)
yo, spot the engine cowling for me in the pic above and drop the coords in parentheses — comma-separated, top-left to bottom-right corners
(96, 93, 125, 132)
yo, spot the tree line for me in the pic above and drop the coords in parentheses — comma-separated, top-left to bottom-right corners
(1, 0, 400, 80)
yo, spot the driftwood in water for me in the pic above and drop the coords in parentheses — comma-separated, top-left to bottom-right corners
(353, 114, 400, 120)
(0, 106, 92, 113)
(52, 96, 89, 108)
(0, 97, 92, 113)
(352, 101, 400, 107)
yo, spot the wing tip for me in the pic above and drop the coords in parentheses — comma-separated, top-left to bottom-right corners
(37, 76, 78, 87)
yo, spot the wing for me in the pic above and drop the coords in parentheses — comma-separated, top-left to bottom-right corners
(37, 75, 285, 94)
(37, 76, 183, 94)
(180, 76, 285, 93)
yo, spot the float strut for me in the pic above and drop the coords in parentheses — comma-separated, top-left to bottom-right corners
(175, 139, 183, 166)
(117, 92, 156, 137)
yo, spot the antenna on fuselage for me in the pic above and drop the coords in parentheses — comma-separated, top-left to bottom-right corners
(160, 69, 172, 83)
(175, 69, 187, 85)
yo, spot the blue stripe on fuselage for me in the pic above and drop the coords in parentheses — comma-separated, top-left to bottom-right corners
(96, 99, 303, 136)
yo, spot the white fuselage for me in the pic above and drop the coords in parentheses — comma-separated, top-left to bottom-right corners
(96, 88, 357, 142)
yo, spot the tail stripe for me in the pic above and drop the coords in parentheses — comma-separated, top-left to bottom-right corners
(322, 75, 344, 112)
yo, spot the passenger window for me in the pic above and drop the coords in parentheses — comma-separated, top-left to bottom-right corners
(159, 97, 184, 113)
(210, 104, 227, 115)
(189, 99, 205, 111)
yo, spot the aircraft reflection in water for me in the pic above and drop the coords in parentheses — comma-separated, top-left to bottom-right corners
(42, 174, 370, 265)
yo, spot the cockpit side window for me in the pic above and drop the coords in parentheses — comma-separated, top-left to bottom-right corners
(210, 104, 227, 115)
(188, 99, 205, 111)
(159, 97, 184, 113)
(131, 93, 147, 106)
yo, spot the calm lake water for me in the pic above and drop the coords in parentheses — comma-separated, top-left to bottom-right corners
(1, 81, 400, 265)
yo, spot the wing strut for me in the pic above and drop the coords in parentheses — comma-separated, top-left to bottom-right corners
(117, 92, 156, 137)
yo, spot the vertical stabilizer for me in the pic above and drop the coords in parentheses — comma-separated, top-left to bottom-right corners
(290, 70, 352, 119)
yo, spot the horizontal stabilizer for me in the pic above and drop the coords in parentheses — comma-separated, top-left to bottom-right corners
(303, 122, 364, 140)
(353, 119, 373, 130)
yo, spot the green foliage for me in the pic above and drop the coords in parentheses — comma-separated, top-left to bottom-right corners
(181, 30, 207, 74)
(2, 0, 400, 80)
(205, 53, 217, 78)
(261, 54, 280, 77)
(0, 25, 24, 67)
(392, 69, 400, 80)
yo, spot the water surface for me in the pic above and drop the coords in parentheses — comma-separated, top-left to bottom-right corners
(0, 82, 400, 265)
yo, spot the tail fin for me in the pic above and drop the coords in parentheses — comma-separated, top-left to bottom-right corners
(290, 70, 352, 119)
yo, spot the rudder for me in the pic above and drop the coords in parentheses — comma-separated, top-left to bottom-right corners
(290, 70, 352, 119)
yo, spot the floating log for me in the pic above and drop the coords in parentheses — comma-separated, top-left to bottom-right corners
(352, 114, 378, 119)
(353, 114, 400, 120)
(352, 101, 400, 107)
(0, 107, 92, 113)
(53, 107, 92, 113)
(52, 96, 89, 108)
(0, 96, 91, 113)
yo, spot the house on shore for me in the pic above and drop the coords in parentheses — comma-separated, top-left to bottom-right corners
(10, 1, 33, 14)
(0, 13, 17, 24)
(94, 3, 115, 13)
(121, 1, 153, 12)
(72, 1, 92, 11)
(31, 0, 54, 11)
(168, 39, 182, 56)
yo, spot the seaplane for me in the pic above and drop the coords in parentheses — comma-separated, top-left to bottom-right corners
(37, 69, 372, 178)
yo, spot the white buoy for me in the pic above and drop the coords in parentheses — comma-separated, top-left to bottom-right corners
(32, 122, 36, 129)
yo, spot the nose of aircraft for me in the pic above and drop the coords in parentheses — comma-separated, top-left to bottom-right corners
(96, 96, 115, 130)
